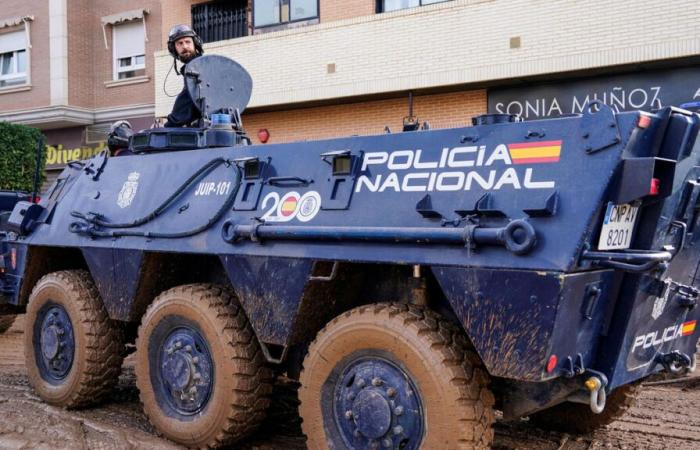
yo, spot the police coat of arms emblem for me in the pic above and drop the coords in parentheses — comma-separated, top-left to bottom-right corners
(117, 172, 140, 208)
(651, 282, 671, 320)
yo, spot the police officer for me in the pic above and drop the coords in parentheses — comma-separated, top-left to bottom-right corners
(164, 24, 204, 127)
(107, 120, 133, 156)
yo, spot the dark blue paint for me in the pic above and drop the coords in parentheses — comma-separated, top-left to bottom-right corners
(220, 255, 313, 346)
(82, 248, 145, 321)
(34, 304, 75, 383)
(595, 148, 700, 389)
(148, 315, 214, 419)
(0, 94, 697, 420)
(432, 267, 563, 380)
(159, 327, 213, 415)
(547, 270, 618, 378)
(333, 355, 422, 450)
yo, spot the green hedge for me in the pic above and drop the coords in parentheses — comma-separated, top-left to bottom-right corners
(0, 122, 44, 192)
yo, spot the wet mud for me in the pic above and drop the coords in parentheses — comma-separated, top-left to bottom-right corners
(0, 317, 698, 449)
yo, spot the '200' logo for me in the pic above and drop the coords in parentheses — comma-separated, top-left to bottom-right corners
(260, 191, 322, 222)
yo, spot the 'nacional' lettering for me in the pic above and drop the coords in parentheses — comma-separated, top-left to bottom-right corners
(355, 143, 558, 193)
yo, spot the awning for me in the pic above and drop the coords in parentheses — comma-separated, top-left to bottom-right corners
(0, 16, 34, 49)
(0, 15, 33, 29)
(101, 9, 148, 26)
(101, 9, 150, 49)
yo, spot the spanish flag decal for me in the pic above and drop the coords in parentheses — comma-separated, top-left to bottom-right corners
(280, 196, 298, 217)
(508, 140, 562, 164)
(681, 320, 697, 336)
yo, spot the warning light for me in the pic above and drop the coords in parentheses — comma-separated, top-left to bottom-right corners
(637, 115, 652, 129)
(546, 355, 557, 373)
(649, 178, 660, 196)
(257, 128, 270, 144)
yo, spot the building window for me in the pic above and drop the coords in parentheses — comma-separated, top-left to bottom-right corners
(0, 29, 28, 88)
(192, 1, 248, 43)
(112, 20, 145, 80)
(378, 0, 450, 13)
(253, 0, 318, 28)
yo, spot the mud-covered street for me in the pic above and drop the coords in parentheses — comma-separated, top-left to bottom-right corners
(0, 317, 699, 450)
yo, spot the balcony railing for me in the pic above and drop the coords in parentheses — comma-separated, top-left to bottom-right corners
(192, 2, 248, 44)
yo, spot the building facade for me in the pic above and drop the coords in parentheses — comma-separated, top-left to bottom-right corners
(0, 0, 162, 184)
(1, 0, 699, 185)
(156, 0, 700, 144)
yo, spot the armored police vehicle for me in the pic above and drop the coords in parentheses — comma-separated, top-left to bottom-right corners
(0, 55, 698, 449)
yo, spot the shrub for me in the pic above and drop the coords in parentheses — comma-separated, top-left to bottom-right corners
(0, 122, 44, 192)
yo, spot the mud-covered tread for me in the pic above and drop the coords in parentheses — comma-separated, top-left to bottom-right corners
(0, 315, 15, 334)
(25, 270, 125, 408)
(300, 302, 495, 449)
(135, 284, 272, 448)
(529, 382, 641, 434)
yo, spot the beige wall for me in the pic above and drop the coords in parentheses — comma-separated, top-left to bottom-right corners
(156, 0, 700, 116)
(0, 0, 51, 111)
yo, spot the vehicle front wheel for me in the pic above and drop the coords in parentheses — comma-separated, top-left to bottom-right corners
(135, 284, 272, 448)
(24, 270, 124, 408)
(299, 303, 494, 450)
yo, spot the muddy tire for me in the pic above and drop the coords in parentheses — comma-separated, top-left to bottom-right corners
(24, 270, 124, 408)
(299, 303, 494, 450)
(0, 315, 15, 333)
(135, 284, 272, 448)
(529, 383, 640, 434)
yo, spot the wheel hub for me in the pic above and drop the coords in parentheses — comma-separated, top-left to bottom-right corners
(36, 305, 74, 380)
(334, 357, 423, 449)
(40, 326, 60, 360)
(351, 389, 392, 439)
(159, 328, 213, 415)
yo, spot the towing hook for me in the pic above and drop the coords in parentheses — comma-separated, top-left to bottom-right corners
(584, 376, 607, 414)
(500, 219, 537, 255)
(656, 350, 693, 375)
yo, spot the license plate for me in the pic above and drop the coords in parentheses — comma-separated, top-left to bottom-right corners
(598, 202, 639, 250)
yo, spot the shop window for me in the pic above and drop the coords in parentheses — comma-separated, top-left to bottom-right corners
(0, 29, 28, 88)
(378, 0, 451, 13)
(192, 1, 248, 43)
(253, 0, 318, 29)
(112, 20, 145, 80)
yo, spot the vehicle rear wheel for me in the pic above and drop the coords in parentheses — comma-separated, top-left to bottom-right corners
(24, 270, 124, 408)
(135, 284, 272, 448)
(0, 315, 15, 333)
(529, 383, 640, 434)
(299, 303, 495, 450)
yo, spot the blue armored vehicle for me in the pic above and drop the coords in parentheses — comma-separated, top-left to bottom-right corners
(0, 55, 698, 449)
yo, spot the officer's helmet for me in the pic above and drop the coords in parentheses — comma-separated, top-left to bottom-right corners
(167, 24, 204, 61)
(107, 120, 133, 152)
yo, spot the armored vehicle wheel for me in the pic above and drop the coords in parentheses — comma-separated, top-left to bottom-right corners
(0, 315, 15, 333)
(24, 270, 124, 408)
(529, 383, 641, 434)
(299, 303, 494, 450)
(135, 284, 272, 448)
